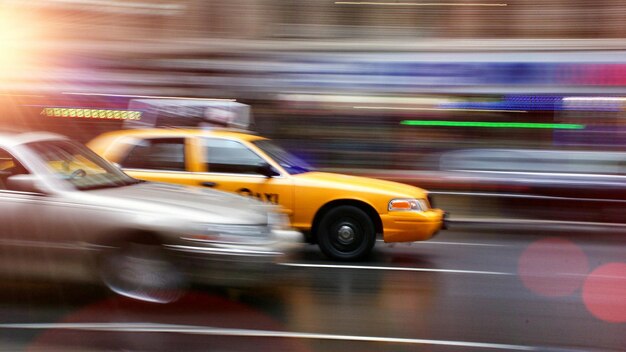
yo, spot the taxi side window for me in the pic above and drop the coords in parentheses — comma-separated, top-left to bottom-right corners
(0, 148, 28, 190)
(203, 138, 265, 174)
(121, 138, 186, 171)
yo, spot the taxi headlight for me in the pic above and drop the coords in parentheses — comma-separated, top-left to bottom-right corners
(268, 211, 291, 230)
(388, 198, 428, 212)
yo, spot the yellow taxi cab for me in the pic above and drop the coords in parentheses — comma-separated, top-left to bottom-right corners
(88, 128, 446, 260)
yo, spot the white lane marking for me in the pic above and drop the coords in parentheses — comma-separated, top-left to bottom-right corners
(0, 322, 537, 351)
(376, 239, 507, 247)
(280, 263, 512, 276)
(422, 241, 507, 247)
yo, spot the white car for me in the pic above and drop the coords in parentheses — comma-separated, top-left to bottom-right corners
(0, 131, 301, 303)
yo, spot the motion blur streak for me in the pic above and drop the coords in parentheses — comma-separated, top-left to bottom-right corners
(334, 2, 508, 6)
(400, 120, 585, 129)
(563, 97, 626, 102)
(62, 92, 237, 101)
(354, 106, 528, 113)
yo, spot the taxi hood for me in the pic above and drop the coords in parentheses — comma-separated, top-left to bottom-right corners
(292, 171, 427, 199)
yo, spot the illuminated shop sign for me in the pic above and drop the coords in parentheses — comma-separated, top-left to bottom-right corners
(41, 108, 142, 120)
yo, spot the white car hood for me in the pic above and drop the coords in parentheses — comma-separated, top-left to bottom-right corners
(85, 181, 270, 225)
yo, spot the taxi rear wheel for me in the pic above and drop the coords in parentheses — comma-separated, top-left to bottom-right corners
(317, 206, 376, 261)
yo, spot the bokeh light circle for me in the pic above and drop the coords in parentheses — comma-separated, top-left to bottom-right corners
(582, 262, 626, 323)
(518, 237, 589, 297)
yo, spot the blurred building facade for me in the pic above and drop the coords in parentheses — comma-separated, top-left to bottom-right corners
(10, 0, 626, 41)
(2, 0, 626, 172)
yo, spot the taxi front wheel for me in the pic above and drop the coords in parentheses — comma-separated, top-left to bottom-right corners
(317, 206, 376, 261)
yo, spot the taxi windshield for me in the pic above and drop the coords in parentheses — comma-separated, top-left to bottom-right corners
(26, 140, 139, 190)
(252, 139, 313, 175)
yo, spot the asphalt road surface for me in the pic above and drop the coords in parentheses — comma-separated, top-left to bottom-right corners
(1, 225, 626, 351)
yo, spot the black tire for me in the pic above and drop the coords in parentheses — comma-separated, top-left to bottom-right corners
(317, 205, 376, 261)
(99, 242, 186, 304)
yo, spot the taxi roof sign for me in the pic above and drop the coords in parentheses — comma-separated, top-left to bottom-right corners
(126, 99, 251, 129)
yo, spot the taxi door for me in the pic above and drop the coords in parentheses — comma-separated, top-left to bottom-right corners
(117, 137, 201, 187)
(188, 137, 294, 217)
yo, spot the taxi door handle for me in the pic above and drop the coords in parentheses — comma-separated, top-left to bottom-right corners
(201, 181, 217, 188)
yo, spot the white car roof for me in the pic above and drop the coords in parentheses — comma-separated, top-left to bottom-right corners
(0, 131, 69, 148)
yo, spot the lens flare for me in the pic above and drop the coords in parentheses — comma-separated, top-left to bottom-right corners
(518, 237, 589, 297)
(582, 263, 626, 323)
(0, 5, 40, 82)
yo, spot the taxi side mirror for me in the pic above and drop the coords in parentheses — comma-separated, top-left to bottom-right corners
(256, 163, 279, 178)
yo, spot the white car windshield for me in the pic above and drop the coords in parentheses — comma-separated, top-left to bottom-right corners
(26, 139, 140, 190)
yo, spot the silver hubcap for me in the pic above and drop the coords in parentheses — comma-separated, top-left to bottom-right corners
(337, 225, 355, 244)
(101, 245, 184, 304)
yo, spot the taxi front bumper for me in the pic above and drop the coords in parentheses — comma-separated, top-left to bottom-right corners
(380, 208, 446, 243)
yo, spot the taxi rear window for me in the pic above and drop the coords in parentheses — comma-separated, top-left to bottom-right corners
(121, 138, 186, 171)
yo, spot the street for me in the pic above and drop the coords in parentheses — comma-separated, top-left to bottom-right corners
(2, 1, 626, 351)
(1, 225, 625, 351)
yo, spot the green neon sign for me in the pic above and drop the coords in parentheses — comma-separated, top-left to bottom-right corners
(400, 120, 585, 130)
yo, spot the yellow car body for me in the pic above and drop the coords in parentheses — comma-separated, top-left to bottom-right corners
(88, 129, 445, 260)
